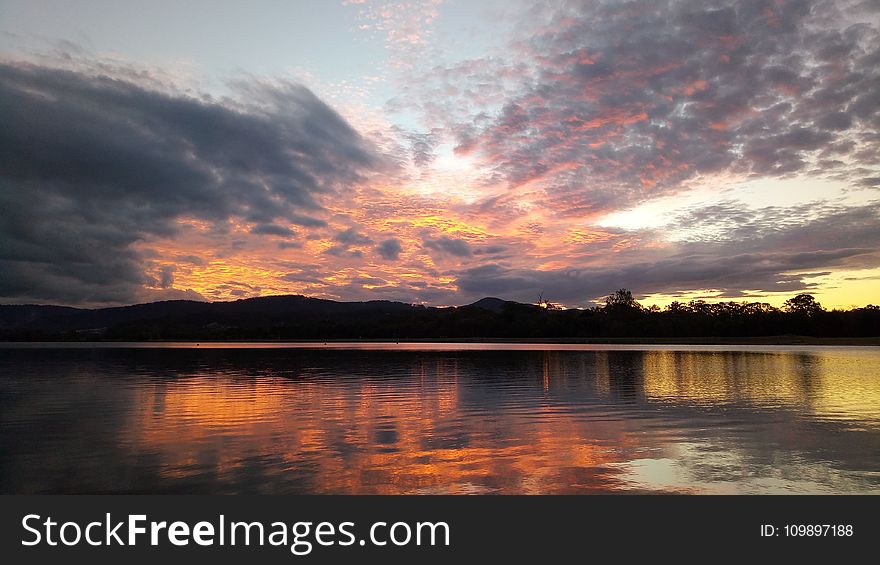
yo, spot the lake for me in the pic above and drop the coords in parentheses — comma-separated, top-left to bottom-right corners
(1, 343, 878, 494)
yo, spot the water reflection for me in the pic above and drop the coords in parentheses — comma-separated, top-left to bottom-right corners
(0, 346, 878, 494)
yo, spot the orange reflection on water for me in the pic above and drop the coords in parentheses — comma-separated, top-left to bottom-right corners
(117, 348, 880, 493)
(123, 355, 655, 493)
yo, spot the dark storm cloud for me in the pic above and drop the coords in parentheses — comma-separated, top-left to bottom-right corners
(455, 203, 880, 305)
(377, 238, 403, 260)
(0, 60, 379, 305)
(422, 0, 880, 214)
(423, 236, 473, 258)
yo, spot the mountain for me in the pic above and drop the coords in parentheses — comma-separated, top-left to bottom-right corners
(466, 297, 510, 313)
(0, 304, 82, 329)
(0, 295, 532, 340)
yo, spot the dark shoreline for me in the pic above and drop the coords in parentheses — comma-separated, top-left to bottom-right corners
(1, 335, 879, 346)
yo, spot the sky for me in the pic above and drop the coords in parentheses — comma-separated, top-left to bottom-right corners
(0, 0, 878, 309)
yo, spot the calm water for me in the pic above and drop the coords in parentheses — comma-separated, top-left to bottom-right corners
(1, 343, 878, 494)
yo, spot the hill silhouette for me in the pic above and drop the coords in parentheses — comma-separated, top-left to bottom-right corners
(0, 292, 878, 341)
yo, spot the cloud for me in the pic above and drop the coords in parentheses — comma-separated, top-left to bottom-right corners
(473, 244, 507, 255)
(346, 0, 444, 70)
(412, 0, 880, 216)
(333, 227, 373, 246)
(323, 227, 373, 258)
(250, 223, 297, 237)
(279, 264, 328, 285)
(402, 128, 441, 168)
(324, 247, 365, 258)
(0, 59, 379, 305)
(157, 265, 176, 289)
(424, 236, 473, 257)
(454, 203, 880, 305)
(289, 214, 328, 228)
(175, 255, 206, 266)
(141, 287, 208, 302)
(377, 238, 403, 260)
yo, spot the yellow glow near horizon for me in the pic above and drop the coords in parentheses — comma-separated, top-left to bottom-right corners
(636, 273, 880, 311)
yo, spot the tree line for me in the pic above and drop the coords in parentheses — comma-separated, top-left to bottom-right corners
(1, 290, 877, 340)
(526, 289, 880, 339)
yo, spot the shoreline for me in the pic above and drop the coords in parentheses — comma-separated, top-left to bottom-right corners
(1, 335, 879, 346)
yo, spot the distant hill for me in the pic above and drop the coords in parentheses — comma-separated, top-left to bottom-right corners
(0, 295, 536, 340)
(0, 294, 878, 340)
(466, 297, 510, 313)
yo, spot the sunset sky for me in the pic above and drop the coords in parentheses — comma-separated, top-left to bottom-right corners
(1, 0, 878, 309)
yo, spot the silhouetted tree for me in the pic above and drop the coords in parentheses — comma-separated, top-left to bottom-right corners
(537, 291, 562, 310)
(604, 288, 640, 309)
(783, 294, 823, 315)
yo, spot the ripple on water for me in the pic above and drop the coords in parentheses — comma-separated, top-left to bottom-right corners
(0, 345, 878, 494)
